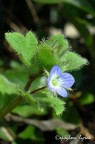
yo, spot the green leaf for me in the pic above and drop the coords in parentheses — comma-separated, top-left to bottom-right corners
(61, 51, 88, 71)
(79, 93, 94, 105)
(11, 142, 17, 144)
(10, 61, 27, 71)
(0, 74, 18, 95)
(22, 89, 65, 115)
(4, 61, 43, 91)
(48, 34, 70, 55)
(18, 126, 44, 141)
(56, 128, 69, 137)
(37, 42, 59, 70)
(4, 69, 28, 89)
(33, 89, 66, 115)
(5, 31, 38, 66)
(12, 105, 47, 117)
(18, 126, 35, 139)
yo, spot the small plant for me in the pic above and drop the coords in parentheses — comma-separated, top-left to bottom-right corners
(0, 31, 88, 118)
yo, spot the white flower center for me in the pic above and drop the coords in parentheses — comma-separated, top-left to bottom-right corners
(50, 73, 65, 89)
(51, 77, 59, 86)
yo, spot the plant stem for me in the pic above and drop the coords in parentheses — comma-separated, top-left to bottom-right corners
(31, 86, 46, 94)
(0, 95, 23, 119)
(24, 71, 43, 91)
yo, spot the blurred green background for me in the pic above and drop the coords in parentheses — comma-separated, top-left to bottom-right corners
(0, 0, 95, 144)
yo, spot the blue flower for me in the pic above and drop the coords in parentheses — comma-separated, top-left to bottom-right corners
(47, 65, 75, 97)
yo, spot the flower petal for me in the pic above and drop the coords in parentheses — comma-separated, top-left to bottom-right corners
(56, 87, 68, 97)
(49, 65, 62, 78)
(47, 81, 55, 92)
(60, 72, 75, 88)
(47, 65, 62, 86)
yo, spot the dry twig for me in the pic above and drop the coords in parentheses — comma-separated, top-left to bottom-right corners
(5, 114, 78, 131)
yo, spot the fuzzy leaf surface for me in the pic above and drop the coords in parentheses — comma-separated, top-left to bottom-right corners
(61, 52, 88, 71)
(5, 31, 38, 66)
